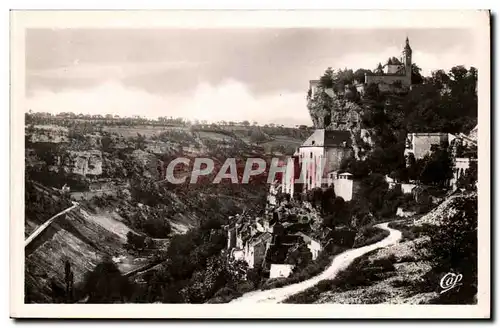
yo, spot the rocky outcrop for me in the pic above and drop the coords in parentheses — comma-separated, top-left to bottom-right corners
(414, 192, 477, 226)
(307, 86, 374, 160)
(66, 150, 103, 176)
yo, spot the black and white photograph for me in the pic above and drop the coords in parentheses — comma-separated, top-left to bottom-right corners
(10, 10, 490, 319)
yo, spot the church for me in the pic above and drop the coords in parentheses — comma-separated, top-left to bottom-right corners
(281, 129, 356, 201)
(364, 37, 413, 88)
(280, 37, 414, 201)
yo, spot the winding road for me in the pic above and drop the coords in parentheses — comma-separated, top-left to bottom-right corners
(230, 222, 402, 304)
(24, 201, 79, 248)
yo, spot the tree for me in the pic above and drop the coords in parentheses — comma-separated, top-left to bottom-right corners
(359, 173, 389, 215)
(411, 63, 424, 85)
(141, 217, 172, 238)
(340, 157, 370, 179)
(286, 242, 312, 270)
(126, 231, 146, 250)
(320, 185, 336, 215)
(319, 67, 334, 88)
(429, 69, 451, 90)
(307, 187, 324, 209)
(101, 136, 112, 152)
(353, 69, 372, 84)
(418, 149, 453, 187)
(380, 184, 404, 218)
(83, 257, 133, 303)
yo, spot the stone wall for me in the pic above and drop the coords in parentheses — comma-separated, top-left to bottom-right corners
(365, 73, 411, 86)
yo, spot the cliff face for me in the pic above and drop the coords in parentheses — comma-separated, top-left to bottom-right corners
(307, 86, 374, 160)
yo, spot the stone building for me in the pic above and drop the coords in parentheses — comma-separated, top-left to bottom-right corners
(404, 132, 456, 160)
(66, 150, 103, 176)
(243, 232, 273, 269)
(295, 232, 322, 260)
(281, 129, 354, 197)
(364, 37, 413, 89)
(329, 172, 361, 202)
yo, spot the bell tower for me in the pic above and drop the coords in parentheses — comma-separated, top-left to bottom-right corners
(403, 37, 412, 85)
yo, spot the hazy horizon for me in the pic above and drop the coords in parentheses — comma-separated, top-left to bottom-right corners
(26, 28, 480, 126)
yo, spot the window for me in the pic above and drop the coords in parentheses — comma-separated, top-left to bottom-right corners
(310, 152, 313, 159)
(311, 140, 315, 145)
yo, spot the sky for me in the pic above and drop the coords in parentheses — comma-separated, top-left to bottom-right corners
(25, 28, 479, 126)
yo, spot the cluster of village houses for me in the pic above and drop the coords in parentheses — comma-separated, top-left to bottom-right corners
(224, 124, 477, 279)
(224, 37, 478, 278)
(225, 200, 325, 279)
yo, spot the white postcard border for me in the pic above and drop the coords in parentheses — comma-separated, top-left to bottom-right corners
(10, 10, 491, 319)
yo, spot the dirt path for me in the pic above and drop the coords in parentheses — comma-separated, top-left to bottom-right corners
(24, 201, 79, 248)
(230, 222, 402, 304)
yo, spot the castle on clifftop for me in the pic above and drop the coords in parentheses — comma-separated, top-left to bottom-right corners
(364, 37, 413, 88)
(309, 37, 413, 96)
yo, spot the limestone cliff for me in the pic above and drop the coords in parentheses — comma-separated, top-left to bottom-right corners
(307, 85, 374, 160)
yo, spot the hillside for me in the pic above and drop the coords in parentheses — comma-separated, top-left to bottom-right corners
(285, 192, 478, 305)
(24, 118, 301, 303)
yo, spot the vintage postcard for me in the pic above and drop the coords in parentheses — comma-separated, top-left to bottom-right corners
(10, 10, 490, 319)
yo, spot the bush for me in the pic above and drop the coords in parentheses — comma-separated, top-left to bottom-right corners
(284, 287, 321, 304)
(261, 278, 289, 291)
(285, 290, 314, 304)
(141, 217, 171, 238)
(388, 222, 421, 241)
(283, 251, 395, 304)
(391, 278, 412, 288)
(214, 287, 239, 298)
(315, 279, 335, 292)
(236, 281, 255, 294)
(371, 258, 396, 272)
(353, 226, 390, 248)
(207, 287, 243, 304)
(126, 231, 146, 250)
(83, 258, 133, 303)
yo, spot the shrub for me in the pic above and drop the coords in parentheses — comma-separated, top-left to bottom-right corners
(83, 258, 133, 303)
(236, 281, 255, 294)
(371, 258, 396, 272)
(315, 279, 335, 292)
(261, 278, 289, 291)
(391, 278, 412, 288)
(353, 226, 390, 248)
(126, 231, 146, 250)
(214, 287, 239, 298)
(284, 288, 320, 304)
(141, 217, 171, 238)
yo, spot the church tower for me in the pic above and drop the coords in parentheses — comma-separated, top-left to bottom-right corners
(403, 37, 412, 85)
